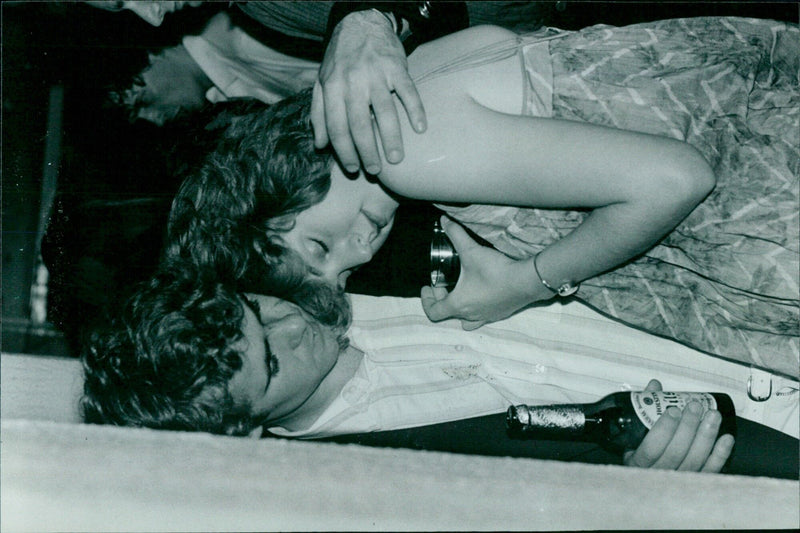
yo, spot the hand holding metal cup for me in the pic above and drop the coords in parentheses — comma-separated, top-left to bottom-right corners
(430, 220, 460, 288)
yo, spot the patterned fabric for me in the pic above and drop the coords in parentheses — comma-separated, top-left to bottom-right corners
(437, 18, 800, 377)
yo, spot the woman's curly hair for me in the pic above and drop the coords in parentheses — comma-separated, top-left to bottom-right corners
(166, 89, 337, 313)
(81, 261, 258, 435)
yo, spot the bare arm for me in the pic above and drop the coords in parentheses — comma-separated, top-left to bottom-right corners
(378, 56, 716, 326)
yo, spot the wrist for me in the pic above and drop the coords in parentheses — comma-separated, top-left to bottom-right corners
(325, 4, 397, 47)
(530, 252, 581, 299)
(325, 2, 469, 54)
(340, 8, 394, 32)
(370, 9, 400, 35)
(518, 257, 554, 303)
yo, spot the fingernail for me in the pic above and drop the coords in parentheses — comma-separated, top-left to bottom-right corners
(388, 150, 402, 163)
(365, 164, 380, 175)
(416, 121, 426, 132)
(346, 165, 360, 174)
(666, 406, 682, 419)
(703, 409, 721, 427)
(720, 434, 735, 449)
(687, 401, 702, 415)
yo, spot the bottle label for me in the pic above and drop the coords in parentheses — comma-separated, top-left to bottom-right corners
(629, 392, 717, 429)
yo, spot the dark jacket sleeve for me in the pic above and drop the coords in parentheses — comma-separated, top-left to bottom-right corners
(324, 1, 469, 54)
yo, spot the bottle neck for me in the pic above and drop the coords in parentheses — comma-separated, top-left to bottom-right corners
(508, 404, 590, 438)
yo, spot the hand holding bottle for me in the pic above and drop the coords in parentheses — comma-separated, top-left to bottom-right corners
(421, 218, 551, 331)
(507, 378, 736, 473)
(622, 380, 735, 472)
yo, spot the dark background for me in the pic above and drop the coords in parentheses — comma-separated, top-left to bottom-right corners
(4, 1, 798, 356)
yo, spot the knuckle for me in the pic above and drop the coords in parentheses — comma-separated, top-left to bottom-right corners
(330, 138, 355, 156)
(385, 58, 408, 73)
(344, 68, 368, 86)
(636, 451, 658, 467)
(328, 125, 350, 139)
(372, 94, 395, 110)
(631, 442, 665, 466)
(320, 74, 344, 90)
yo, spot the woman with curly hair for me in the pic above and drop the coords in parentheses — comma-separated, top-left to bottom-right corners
(169, 18, 798, 376)
(81, 15, 798, 480)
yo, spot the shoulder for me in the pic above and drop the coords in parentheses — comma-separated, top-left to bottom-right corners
(408, 25, 518, 78)
(416, 24, 518, 52)
(407, 25, 524, 116)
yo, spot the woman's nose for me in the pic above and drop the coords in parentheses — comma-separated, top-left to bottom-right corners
(347, 234, 375, 264)
(321, 237, 375, 288)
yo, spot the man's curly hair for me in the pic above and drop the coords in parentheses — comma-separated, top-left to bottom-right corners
(81, 261, 258, 435)
(165, 88, 348, 328)
(81, 254, 351, 435)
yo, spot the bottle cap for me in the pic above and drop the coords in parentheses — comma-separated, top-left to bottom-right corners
(506, 405, 530, 431)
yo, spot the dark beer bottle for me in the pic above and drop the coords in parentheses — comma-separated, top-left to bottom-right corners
(506, 391, 736, 454)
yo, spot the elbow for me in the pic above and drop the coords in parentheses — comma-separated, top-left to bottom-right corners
(658, 143, 716, 213)
(684, 146, 716, 203)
